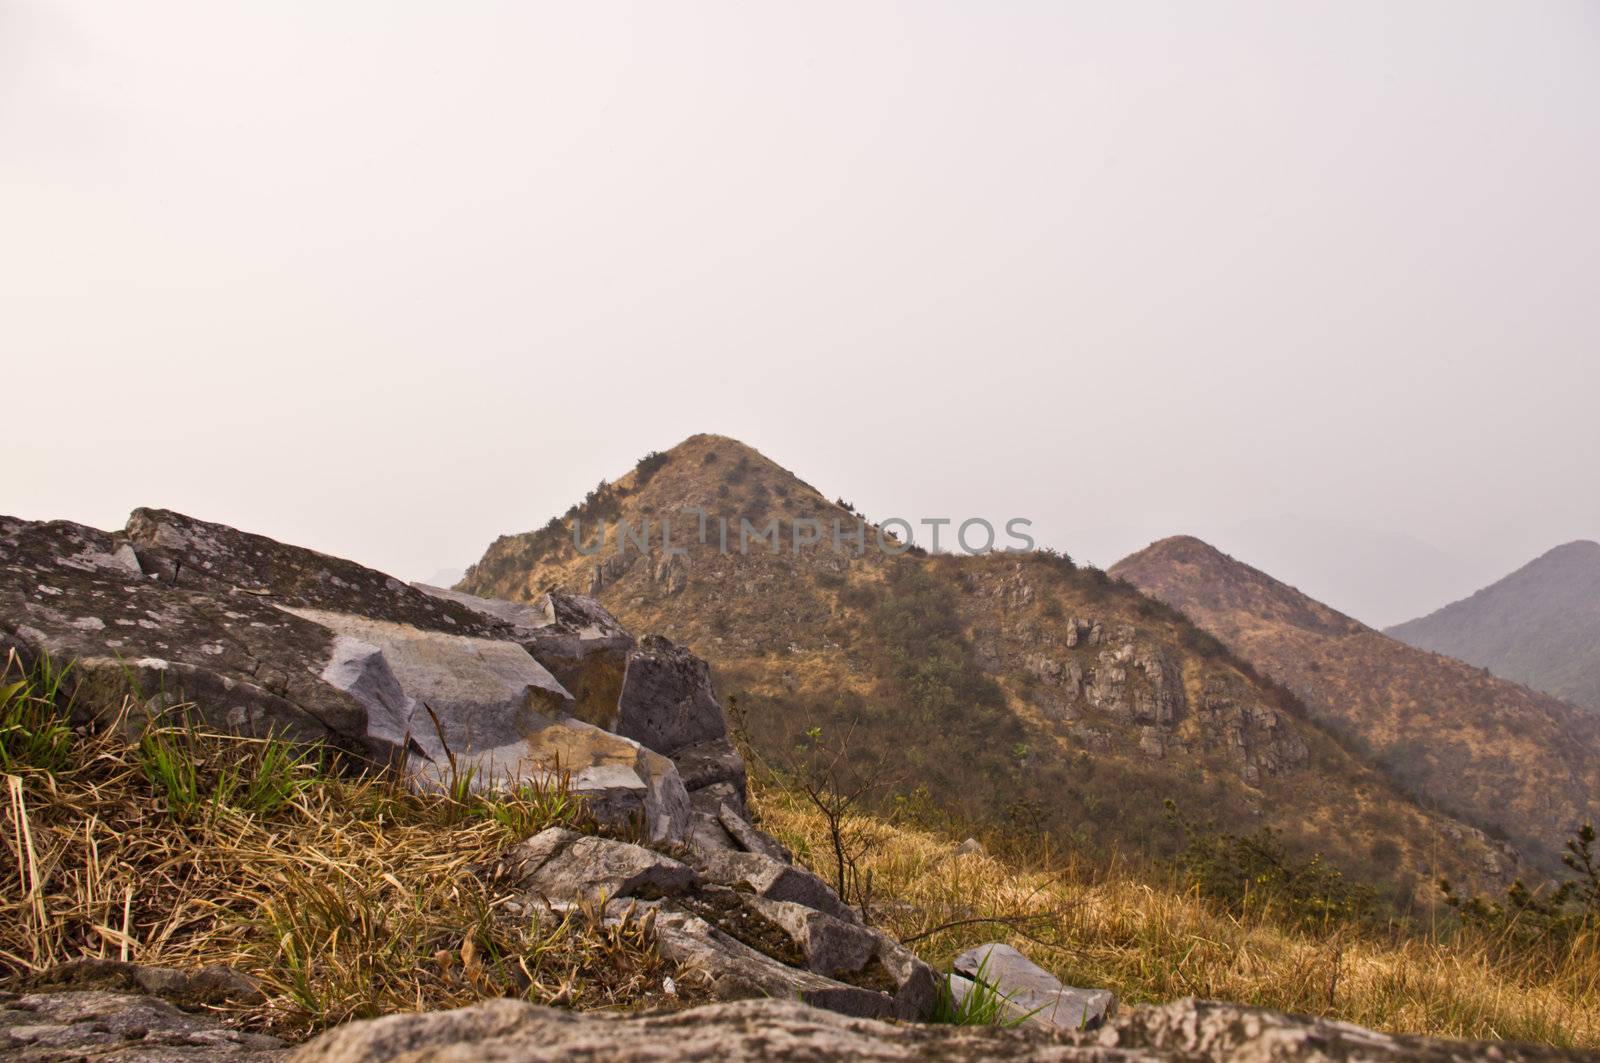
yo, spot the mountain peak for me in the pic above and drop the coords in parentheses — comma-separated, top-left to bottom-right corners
(1115, 532, 1600, 866)
(1540, 539, 1600, 562)
(1113, 536, 1361, 639)
(1387, 540, 1600, 712)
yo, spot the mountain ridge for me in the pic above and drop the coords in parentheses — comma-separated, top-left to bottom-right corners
(460, 435, 1521, 905)
(1110, 534, 1600, 871)
(1386, 540, 1600, 713)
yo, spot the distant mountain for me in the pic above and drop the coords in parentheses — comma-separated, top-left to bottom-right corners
(458, 435, 1521, 906)
(1387, 541, 1600, 714)
(1200, 515, 1478, 628)
(421, 565, 467, 590)
(1111, 536, 1600, 871)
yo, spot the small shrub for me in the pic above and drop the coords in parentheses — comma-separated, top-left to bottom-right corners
(1440, 822, 1600, 965)
(1034, 547, 1076, 573)
(1166, 800, 1372, 931)
(633, 450, 669, 487)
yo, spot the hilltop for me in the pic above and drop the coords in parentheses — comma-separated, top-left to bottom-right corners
(1387, 541, 1600, 714)
(460, 435, 1517, 906)
(1110, 535, 1600, 871)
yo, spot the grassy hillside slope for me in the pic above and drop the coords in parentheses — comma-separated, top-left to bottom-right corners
(1112, 536, 1600, 872)
(461, 435, 1516, 907)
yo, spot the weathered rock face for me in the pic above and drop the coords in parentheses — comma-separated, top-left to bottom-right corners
(953, 943, 1115, 1031)
(650, 907, 926, 1021)
(615, 635, 749, 816)
(284, 995, 1589, 1062)
(412, 585, 635, 729)
(616, 636, 728, 754)
(497, 828, 697, 903)
(0, 511, 693, 844)
(0, 516, 388, 758)
(481, 793, 932, 1022)
(690, 846, 859, 926)
(284, 607, 572, 750)
(126, 509, 505, 639)
(1193, 677, 1309, 785)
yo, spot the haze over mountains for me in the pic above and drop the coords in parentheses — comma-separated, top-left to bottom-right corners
(1386, 541, 1600, 715)
(1111, 536, 1600, 873)
(458, 435, 1530, 906)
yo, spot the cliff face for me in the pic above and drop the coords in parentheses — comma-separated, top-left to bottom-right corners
(461, 435, 1519, 904)
(1112, 535, 1600, 870)
(1387, 540, 1600, 714)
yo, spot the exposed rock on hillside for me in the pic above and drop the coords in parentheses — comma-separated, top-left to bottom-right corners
(0, 510, 697, 843)
(413, 583, 637, 728)
(1112, 535, 1600, 868)
(1, 505, 947, 1024)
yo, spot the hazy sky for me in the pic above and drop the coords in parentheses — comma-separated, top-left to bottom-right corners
(5, 2, 1597, 627)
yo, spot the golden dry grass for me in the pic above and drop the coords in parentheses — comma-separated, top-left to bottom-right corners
(755, 784, 1600, 1049)
(1, 689, 669, 1038)
(7, 647, 1596, 1050)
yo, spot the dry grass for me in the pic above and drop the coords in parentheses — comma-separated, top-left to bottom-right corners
(8, 645, 1598, 1050)
(755, 784, 1600, 1049)
(0, 662, 671, 1039)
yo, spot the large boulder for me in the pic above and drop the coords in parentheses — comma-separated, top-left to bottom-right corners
(616, 635, 749, 813)
(285, 995, 1588, 1062)
(125, 509, 507, 639)
(412, 586, 635, 729)
(0, 516, 393, 760)
(0, 512, 692, 845)
(280, 607, 571, 765)
(953, 943, 1115, 1031)
(615, 636, 727, 754)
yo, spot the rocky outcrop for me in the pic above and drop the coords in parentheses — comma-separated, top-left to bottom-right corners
(0, 510, 709, 845)
(616, 636, 728, 755)
(412, 585, 636, 729)
(2, 505, 934, 1022)
(0, 516, 385, 758)
(1193, 677, 1308, 785)
(497, 828, 697, 903)
(616, 635, 749, 816)
(283, 995, 1589, 1062)
(125, 509, 504, 639)
(486, 807, 936, 1022)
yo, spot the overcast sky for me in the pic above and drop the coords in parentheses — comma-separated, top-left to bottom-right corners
(4, 2, 1597, 627)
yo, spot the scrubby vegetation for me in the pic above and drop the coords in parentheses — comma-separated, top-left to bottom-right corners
(757, 783, 1600, 1049)
(0, 652, 666, 1037)
(1440, 823, 1600, 973)
(7, 644, 1600, 1050)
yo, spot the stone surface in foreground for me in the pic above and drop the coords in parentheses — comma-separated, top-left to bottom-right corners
(286, 996, 1591, 1063)
(0, 989, 286, 1061)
